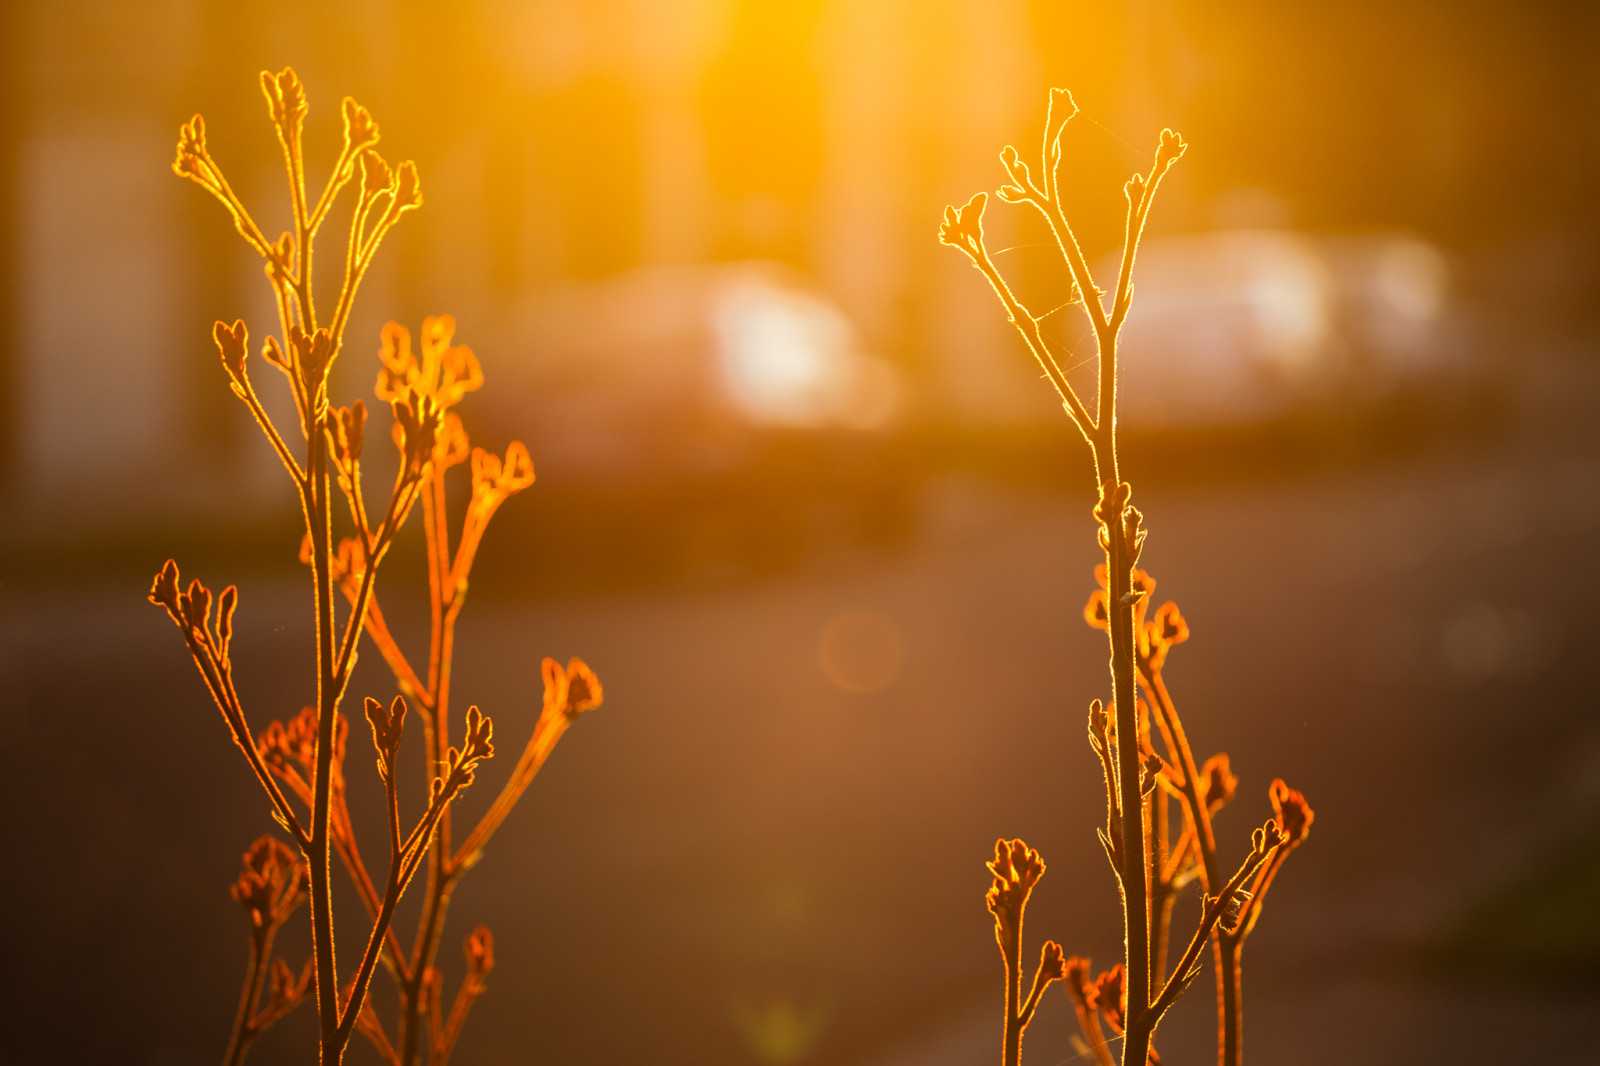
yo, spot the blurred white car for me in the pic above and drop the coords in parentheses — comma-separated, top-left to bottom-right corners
(473, 262, 912, 576)
(483, 261, 903, 483)
(1095, 229, 1486, 431)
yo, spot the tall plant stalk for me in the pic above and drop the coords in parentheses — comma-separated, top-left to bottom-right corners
(943, 89, 1315, 1066)
(153, 68, 604, 1066)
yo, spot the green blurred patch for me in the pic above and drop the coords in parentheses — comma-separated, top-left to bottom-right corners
(1429, 816, 1600, 981)
(728, 993, 832, 1064)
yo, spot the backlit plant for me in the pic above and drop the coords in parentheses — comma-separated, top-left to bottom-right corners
(941, 89, 1315, 1066)
(151, 68, 603, 1065)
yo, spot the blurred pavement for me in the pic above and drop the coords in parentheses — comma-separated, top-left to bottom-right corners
(4, 355, 1599, 1065)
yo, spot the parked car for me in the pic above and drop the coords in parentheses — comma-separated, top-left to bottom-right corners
(1094, 229, 1494, 433)
(473, 262, 912, 585)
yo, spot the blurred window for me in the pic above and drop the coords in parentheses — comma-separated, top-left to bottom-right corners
(535, 74, 643, 280)
(700, 0, 823, 265)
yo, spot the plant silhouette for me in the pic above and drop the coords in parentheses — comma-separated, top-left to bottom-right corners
(941, 89, 1315, 1066)
(154, 68, 603, 1065)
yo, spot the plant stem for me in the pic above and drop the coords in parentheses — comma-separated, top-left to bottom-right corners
(223, 928, 274, 1066)
(1090, 406, 1151, 1066)
(1107, 522, 1151, 1066)
(1150, 789, 1173, 984)
(305, 425, 343, 1062)
(400, 470, 456, 1066)
(1219, 933, 1243, 1066)
(1002, 920, 1023, 1066)
(1145, 670, 1219, 889)
(400, 874, 458, 1065)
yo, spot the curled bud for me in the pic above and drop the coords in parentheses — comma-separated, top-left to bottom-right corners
(392, 161, 422, 212)
(1269, 779, 1314, 848)
(392, 392, 444, 476)
(267, 957, 298, 1009)
(260, 67, 308, 136)
(1157, 128, 1187, 169)
(148, 559, 182, 619)
(938, 191, 987, 252)
(1140, 750, 1167, 796)
(1083, 588, 1110, 630)
(1037, 940, 1066, 983)
(1043, 87, 1079, 161)
(261, 335, 288, 372)
(183, 578, 213, 633)
(998, 144, 1033, 191)
(470, 441, 536, 514)
(436, 413, 470, 468)
(375, 320, 413, 401)
(213, 320, 248, 384)
(1087, 698, 1108, 740)
(376, 316, 482, 413)
(268, 232, 295, 276)
(229, 835, 305, 931)
(462, 705, 494, 763)
(422, 315, 483, 407)
(1151, 600, 1189, 652)
(257, 708, 313, 774)
(1063, 954, 1093, 1009)
(985, 838, 1046, 939)
(363, 695, 407, 776)
(1123, 505, 1147, 564)
(538, 656, 604, 723)
(341, 96, 379, 152)
(1251, 818, 1286, 858)
(1089, 965, 1126, 1033)
(1200, 753, 1237, 812)
(464, 925, 495, 979)
(360, 149, 393, 201)
(173, 114, 210, 183)
(564, 658, 602, 714)
(1094, 482, 1128, 525)
(1128, 567, 1154, 601)
(217, 585, 238, 658)
(327, 401, 366, 477)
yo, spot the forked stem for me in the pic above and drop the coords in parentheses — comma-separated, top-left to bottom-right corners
(941, 90, 1187, 1066)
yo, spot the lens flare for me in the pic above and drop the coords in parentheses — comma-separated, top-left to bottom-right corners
(818, 609, 903, 694)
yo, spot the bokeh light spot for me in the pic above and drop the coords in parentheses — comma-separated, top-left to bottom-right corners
(819, 610, 903, 694)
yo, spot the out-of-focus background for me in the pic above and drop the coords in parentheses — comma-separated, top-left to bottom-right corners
(3, 0, 1599, 1062)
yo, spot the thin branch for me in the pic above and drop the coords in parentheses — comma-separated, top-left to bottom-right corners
(233, 375, 306, 484)
(1146, 827, 1280, 1028)
(170, 620, 309, 846)
(1143, 667, 1220, 891)
(450, 713, 566, 871)
(350, 591, 429, 705)
(953, 220, 1096, 440)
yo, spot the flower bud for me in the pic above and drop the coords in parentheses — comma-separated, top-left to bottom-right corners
(937, 191, 987, 250)
(1200, 753, 1237, 812)
(148, 559, 182, 618)
(392, 161, 422, 212)
(1037, 940, 1066, 982)
(1269, 778, 1314, 848)
(1090, 965, 1125, 1033)
(212, 320, 248, 384)
(341, 96, 379, 151)
(1157, 128, 1187, 169)
(464, 926, 495, 978)
(360, 149, 393, 201)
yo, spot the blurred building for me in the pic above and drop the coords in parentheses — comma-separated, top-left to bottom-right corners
(3, 0, 1598, 533)
(0, 0, 1070, 535)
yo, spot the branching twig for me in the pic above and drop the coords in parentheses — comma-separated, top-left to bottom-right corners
(944, 88, 1315, 1066)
